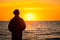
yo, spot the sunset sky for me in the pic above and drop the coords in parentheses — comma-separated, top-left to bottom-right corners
(0, 0, 60, 21)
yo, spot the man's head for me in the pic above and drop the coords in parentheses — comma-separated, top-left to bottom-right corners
(13, 9, 20, 16)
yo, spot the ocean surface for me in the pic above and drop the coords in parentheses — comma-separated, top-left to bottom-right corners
(0, 21, 60, 40)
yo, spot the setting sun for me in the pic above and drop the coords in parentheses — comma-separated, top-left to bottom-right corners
(26, 14, 32, 21)
(22, 13, 36, 21)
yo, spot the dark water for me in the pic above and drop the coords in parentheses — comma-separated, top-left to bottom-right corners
(0, 21, 60, 40)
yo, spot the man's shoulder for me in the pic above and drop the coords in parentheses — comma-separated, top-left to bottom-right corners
(9, 17, 15, 22)
(10, 17, 24, 22)
(19, 18, 23, 20)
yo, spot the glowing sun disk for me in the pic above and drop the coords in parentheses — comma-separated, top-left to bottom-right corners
(23, 13, 35, 21)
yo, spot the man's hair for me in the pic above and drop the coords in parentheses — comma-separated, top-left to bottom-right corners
(13, 9, 19, 15)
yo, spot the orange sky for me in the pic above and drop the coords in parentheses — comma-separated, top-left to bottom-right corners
(0, 0, 60, 21)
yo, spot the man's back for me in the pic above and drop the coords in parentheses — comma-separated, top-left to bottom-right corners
(8, 16, 26, 32)
(8, 9, 26, 40)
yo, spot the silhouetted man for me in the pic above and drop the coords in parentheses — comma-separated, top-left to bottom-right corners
(8, 9, 26, 40)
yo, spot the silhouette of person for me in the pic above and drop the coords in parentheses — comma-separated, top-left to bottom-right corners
(8, 9, 26, 40)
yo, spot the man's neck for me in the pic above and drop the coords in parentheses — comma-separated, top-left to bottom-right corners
(15, 15, 19, 17)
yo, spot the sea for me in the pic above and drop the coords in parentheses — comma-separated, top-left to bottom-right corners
(0, 21, 60, 40)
